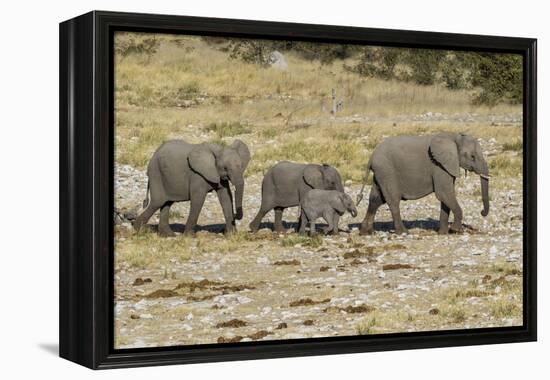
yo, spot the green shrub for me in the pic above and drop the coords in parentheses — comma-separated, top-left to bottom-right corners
(115, 32, 159, 59)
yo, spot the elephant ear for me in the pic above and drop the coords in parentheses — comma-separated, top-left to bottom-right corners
(429, 136, 460, 178)
(330, 193, 346, 214)
(230, 139, 251, 168)
(188, 145, 220, 184)
(303, 165, 324, 188)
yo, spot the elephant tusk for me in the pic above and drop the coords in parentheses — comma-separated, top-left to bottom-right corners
(479, 174, 491, 180)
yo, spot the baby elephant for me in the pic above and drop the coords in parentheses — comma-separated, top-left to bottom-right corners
(300, 190, 358, 235)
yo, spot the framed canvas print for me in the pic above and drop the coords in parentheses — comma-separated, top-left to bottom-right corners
(59, 11, 537, 369)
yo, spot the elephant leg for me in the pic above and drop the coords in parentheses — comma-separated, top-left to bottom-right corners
(360, 183, 384, 235)
(435, 187, 463, 233)
(438, 202, 451, 234)
(322, 210, 334, 235)
(184, 189, 207, 236)
(332, 213, 340, 234)
(388, 200, 407, 234)
(216, 185, 236, 235)
(158, 201, 175, 237)
(249, 204, 271, 232)
(298, 209, 308, 235)
(274, 207, 285, 233)
(133, 201, 162, 232)
(376, 177, 407, 234)
(309, 218, 317, 236)
(297, 211, 304, 233)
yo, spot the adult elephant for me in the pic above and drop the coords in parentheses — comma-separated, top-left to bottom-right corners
(358, 132, 490, 235)
(133, 139, 250, 236)
(249, 161, 345, 233)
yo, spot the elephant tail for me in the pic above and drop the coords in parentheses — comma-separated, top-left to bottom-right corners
(142, 180, 150, 209)
(356, 158, 373, 206)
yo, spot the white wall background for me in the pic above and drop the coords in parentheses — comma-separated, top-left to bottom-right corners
(0, 0, 545, 377)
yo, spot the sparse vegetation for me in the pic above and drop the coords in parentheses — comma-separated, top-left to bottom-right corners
(502, 139, 523, 152)
(280, 234, 323, 248)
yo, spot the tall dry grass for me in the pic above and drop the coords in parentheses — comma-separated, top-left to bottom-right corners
(114, 33, 523, 180)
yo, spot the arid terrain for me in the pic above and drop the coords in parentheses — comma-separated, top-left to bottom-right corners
(113, 34, 523, 348)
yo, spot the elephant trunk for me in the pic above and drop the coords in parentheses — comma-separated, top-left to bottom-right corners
(480, 175, 490, 217)
(232, 177, 245, 220)
(349, 206, 358, 218)
(476, 158, 490, 217)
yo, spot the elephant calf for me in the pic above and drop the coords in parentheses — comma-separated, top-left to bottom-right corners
(358, 132, 490, 235)
(249, 161, 345, 233)
(301, 190, 358, 235)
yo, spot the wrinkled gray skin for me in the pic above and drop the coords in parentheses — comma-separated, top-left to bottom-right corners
(358, 133, 490, 235)
(301, 190, 358, 235)
(249, 161, 345, 233)
(133, 139, 250, 236)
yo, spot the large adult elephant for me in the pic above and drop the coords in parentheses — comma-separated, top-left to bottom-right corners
(358, 132, 490, 235)
(133, 139, 250, 236)
(249, 161, 345, 233)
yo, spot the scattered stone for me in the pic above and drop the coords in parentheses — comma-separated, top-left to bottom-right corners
(217, 336, 243, 343)
(429, 308, 440, 315)
(343, 247, 375, 259)
(247, 330, 273, 340)
(268, 51, 288, 70)
(383, 263, 415, 270)
(303, 319, 315, 326)
(132, 278, 152, 286)
(275, 322, 288, 329)
(215, 319, 248, 328)
(320, 266, 330, 272)
(273, 259, 301, 265)
(130, 314, 140, 320)
(324, 304, 375, 314)
(289, 298, 331, 307)
(145, 289, 179, 298)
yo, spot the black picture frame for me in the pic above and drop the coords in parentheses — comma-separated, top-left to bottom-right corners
(59, 10, 537, 369)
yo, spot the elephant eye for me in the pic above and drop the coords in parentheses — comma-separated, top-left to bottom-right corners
(471, 154, 476, 160)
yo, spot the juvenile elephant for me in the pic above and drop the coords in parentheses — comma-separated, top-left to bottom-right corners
(133, 139, 250, 236)
(358, 132, 490, 235)
(249, 161, 345, 233)
(301, 190, 358, 235)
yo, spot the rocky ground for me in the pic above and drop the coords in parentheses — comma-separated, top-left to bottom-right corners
(113, 138, 523, 348)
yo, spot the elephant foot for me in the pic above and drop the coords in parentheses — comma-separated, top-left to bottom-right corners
(395, 227, 408, 235)
(438, 222, 450, 234)
(249, 221, 259, 233)
(158, 226, 176, 237)
(224, 225, 236, 235)
(359, 228, 374, 236)
(183, 229, 196, 237)
(132, 220, 144, 232)
(274, 226, 286, 234)
(449, 225, 464, 234)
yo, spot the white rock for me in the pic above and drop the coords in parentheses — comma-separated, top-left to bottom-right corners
(139, 313, 153, 320)
(256, 256, 270, 265)
(489, 246, 498, 255)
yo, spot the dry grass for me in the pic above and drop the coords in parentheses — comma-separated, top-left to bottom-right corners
(114, 33, 522, 174)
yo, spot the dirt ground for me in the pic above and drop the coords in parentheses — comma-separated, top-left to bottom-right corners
(113, 129, 523, 348)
